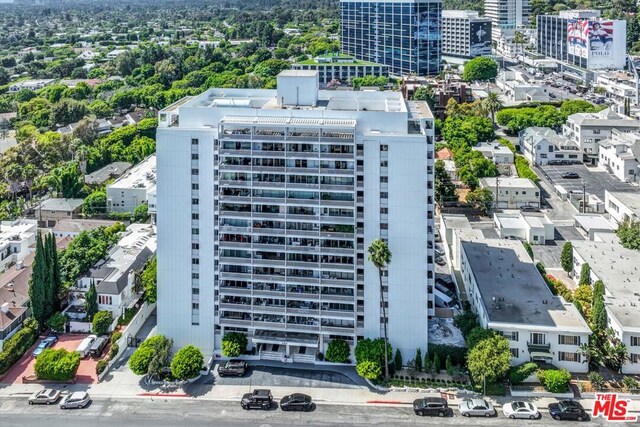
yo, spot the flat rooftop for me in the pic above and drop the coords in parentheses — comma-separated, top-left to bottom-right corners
(574, 214, 616, 232)
(607, 191, 640, 217)
(480, 177, 538, 189)
(462, 238, 589, 331)
(572, 240, 640, 329)
(441, 214, 472, 231)
(108, 155, 156, 191)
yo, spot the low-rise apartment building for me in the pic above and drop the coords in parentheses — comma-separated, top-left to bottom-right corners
(461, 238, 591, 372)
(35, 198, 84, 228)
(473, 142, 514, 170)
(598, 130, 639, 183)
(292, 55, 388, 86)
(494, 212, 554, 244)
(479, 177, 540, 209)
(106, 155, 156, 214)
(0, 219, 38, 273)
(70, 224, 156, 319)
(572, 240, 640, 374)
(605, 190, 640, 225)
(563, 108, 640, 161)
(520, 127, 581, 166)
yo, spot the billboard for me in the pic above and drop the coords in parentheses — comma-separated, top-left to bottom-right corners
(568, 19, 626, 70)
(470, 21, 492, 57)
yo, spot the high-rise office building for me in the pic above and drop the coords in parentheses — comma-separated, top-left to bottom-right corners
(340, 0, 442, 76)
(537, 11, 600, 63)
(484, 0, 530, 41)
(441, 10, 492, 59)
(156, 71, 435, 361)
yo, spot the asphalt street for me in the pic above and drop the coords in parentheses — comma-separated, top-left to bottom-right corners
(0, 397, 616, 427)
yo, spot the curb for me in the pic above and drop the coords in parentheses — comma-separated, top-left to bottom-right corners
(137, 392, 191, 398)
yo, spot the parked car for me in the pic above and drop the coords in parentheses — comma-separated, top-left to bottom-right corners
(89, 336, 109, 358)
(503, 235, 520, 241)
(218, 360, 248, 377)
(435, 257, 446, 266)
(519, 205, 539, 212)
(76, 335, 97, 358)
(59, 391, 91, 409)
(32, 336, 58, 358)
(413, 397, 449, 417)
(503, 401, 541, 419)
(561, 172, 580, 179)
(459, 398, 496, 417)
(435, 248, 445, 257)
(28, 389, 61, 405)
(279, 393, 313, 411)
(241, 389, 273, 410)
(548, 400, 588, 421)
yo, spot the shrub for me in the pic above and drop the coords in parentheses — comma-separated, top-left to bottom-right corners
(356, 360, 382, 380)
(466, 327, 496, 350)
(415, 348, 423, 372)
(623, 376, 639, 392)
(34, 349, 80, 381)
(394, 349, 403, 370)
(429, 344, 467, 367)
(129, 346, 155, 375)
(170, 345, 204, 380)
(96, 360, 108, 375)
(354, 338, 392, 365)
(221, 332, 247, 357)
(111, 331, 122, 345)
(325, 339, 350, 363)
(46, 312, 67, 333)
(433, 353, 441, 373)
(92, 310, 113, 335)
(537, 369, 571, 393)
(509, 362, 538, 385)
(0, 318, 38, 374)
(109, 343, 119, 360)
(515, 155, 538, 182)
(128, 335, 172, 376)
(445, 355, 453, 375)
(453, 310, 479, 338)
(588, 371, 605, 389)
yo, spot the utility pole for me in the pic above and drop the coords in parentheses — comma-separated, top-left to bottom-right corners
(582, 179, 586, 213)
(495, 176, 500, 213)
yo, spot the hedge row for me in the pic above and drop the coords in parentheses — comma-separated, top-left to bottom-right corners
(0, 320, 38, 374)
(428, 344, 467, 368)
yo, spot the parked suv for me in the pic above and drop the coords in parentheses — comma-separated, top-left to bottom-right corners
(413, 397, 449, 417)
(218, 360, 248, 377)
(548, 400, 588, 421)
(241, 389, 273, 410)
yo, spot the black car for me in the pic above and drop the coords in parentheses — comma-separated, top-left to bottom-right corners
(519, 205, 540, 212)
(561, 172, 580, 179)
(218, 360, 248, 377)
(548, 400, 588, 421)
(280, 393, 313, 411)
(413, 397, 449, 417)
(241, 389, 272, 410)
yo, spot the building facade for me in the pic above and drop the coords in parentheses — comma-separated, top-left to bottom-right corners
(479, 177, 540, 209)
(536, 10, 600, 63)
(605, 190, 640, 225)
(156, 71, 435, 361)
(598, 130, 640, 183)
(292, 55, 389, 85)
(441, 10, 492, 59)
(484, 0, 530, 42)
(340, 0, 442, 76)
(519, 127, 582, 166)
(106, 155, 157, 214)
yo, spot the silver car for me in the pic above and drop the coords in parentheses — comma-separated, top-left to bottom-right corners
(28, 389, 61, 405)
(59, 391, 90, 409)
(459, 398, 496, 417)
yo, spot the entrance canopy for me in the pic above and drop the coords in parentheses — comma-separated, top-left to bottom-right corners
(252, 330, 319, 348)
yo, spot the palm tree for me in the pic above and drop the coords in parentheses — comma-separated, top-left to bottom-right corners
(368, 238, 392, 380)
(482, 91, 503, 125)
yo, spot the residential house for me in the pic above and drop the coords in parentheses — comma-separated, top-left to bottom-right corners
(563, 107, 640, 162)
(494, 211, 554, 244)
(0, 219, 38, 273)
(35, 198, 84, 227)
(605, 191, 640, 225)
(473, 142, 514, 174)
(70, 224, 156, 319)
(84, 161, 132, 186)
(598, 130, 640, 183)
(52, 219, 118, 238)
(8, 79, 55, 93)
(519, 127, 582, 166)
(461, 237, 591, 372)
(105, 49, 127, 61)
(496, 70, 550, 102)
(479, 177, 540, 209)
(572, 240, 640, 374)
(106, 155, 156, 214)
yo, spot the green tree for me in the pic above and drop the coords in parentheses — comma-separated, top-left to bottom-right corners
(47, 312, 67, 333)
(537, 369, 571, 393)
(454, 309, 480, 338)
(445, 354, 453, 375)
(433, 352, 441, 373)
(367, 239, 392, 380)
(325, 339, 351, 363)
(616, 218, 640, 250)
(129, 345, 155, 375)
(82, 191, 107, 216)
(467, 335, 511, 384)
(466, 188, 493, 215)
(414, 348, 423, 372)
(413, 86, 434, 106)
(92, 310, 112, 335)
(85, 280, 98, 320)
(129, 335, 173, 377)
(462, 57, 498, 82)
(356, 360, 382, 380)
(482, 91, 503, 124)
(28, 234, 47, 328)
(579, 263, 591, 285)
(394, 349, 403, 370)
(141, 256, 157, 303)
(45, 162, 84, 198)
(466, 327, 496, 350)
(171, 345, 204, 380)
(592, 280, 607, 332)
(561, 242, 573, 273)
(434, 160, 457, 205)
(522, 241, 534, 260)
(221, 332, 248, 357)
(34, 348, 80, 381)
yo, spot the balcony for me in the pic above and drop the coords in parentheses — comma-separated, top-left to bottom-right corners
(321, 293, 354, 303)
(252, 288, 286, 298)
(219, 271, 251, 280)
(321, 309, 354, 318)
(219, 317, 252, 326)
(286, 322, 320, 332)
(219, 286, 252, 296)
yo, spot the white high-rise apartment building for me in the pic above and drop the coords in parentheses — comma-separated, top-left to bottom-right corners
(484, 0, 530, 41)
(156, 71, 435, 362)
(442, 10, 492, 59)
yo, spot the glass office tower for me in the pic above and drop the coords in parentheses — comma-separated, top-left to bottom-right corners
(340, 0, 442, 76)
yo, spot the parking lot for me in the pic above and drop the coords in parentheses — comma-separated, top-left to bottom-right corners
(1, 334, 100, 384)
(538, 163, 634, 200)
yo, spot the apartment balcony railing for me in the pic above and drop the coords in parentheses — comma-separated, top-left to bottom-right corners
(219, 286, 252, 296)
(321, 294, 355, 303)
(219, 180, 251, 188)
(251, 304, 287, 314)
(287, 306, 320, 315)
(321, 277, 354, 286)
(219, 271, 251, 280)
(252, 289, 286, 298)
(286, 322, 320, 332)
(219, 240, 251, 249)
(220, 225, 251, 233)
(321, 309, 355, 318)
(219, 317, 252, 326)
(321, 325, 355, 333)
(219, 302, 253, 311)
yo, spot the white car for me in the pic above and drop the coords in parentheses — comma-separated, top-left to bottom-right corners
(459, 398, 496, 417)
(503, 401, 541, 419)
(59, 391, 90, 409)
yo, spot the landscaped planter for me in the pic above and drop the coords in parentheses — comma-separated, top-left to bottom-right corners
(509, 386, 573, 399)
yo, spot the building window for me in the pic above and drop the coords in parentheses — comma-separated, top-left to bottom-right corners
(192, 183, 199, 190)
(191, 138, 199, 145)
(192, 153, 199, 160)
(631, 353, 640, 363)
(380, 207, 388, 214)
(631, 336, 640, 347)
(192, 198, 199, 205)
(380, 192, 388, 199)
(192, 273, 199, 279)
(510, 348, 519, 358)
(380, 145, 388, 152)
(559, 335, 581, 346)
(192, 168, 199, 175)
(530, 332, 546, 345)
(500, 331, 519, 341)
(192, 288, 200, 295)
(192, 303, 199, 310)
(192, 213, 199, 220)
(380, 176, 388, 183)
(192, 243, 199, 250)
(558, 352, 580, 362)
(380, 161, 388, 167)
(192, 258, 199, 265)
(192, 228, 199, 235)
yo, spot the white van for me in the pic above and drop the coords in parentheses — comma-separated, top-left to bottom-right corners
(76, 335, 97, 358)
(434, 288, 455, 309)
